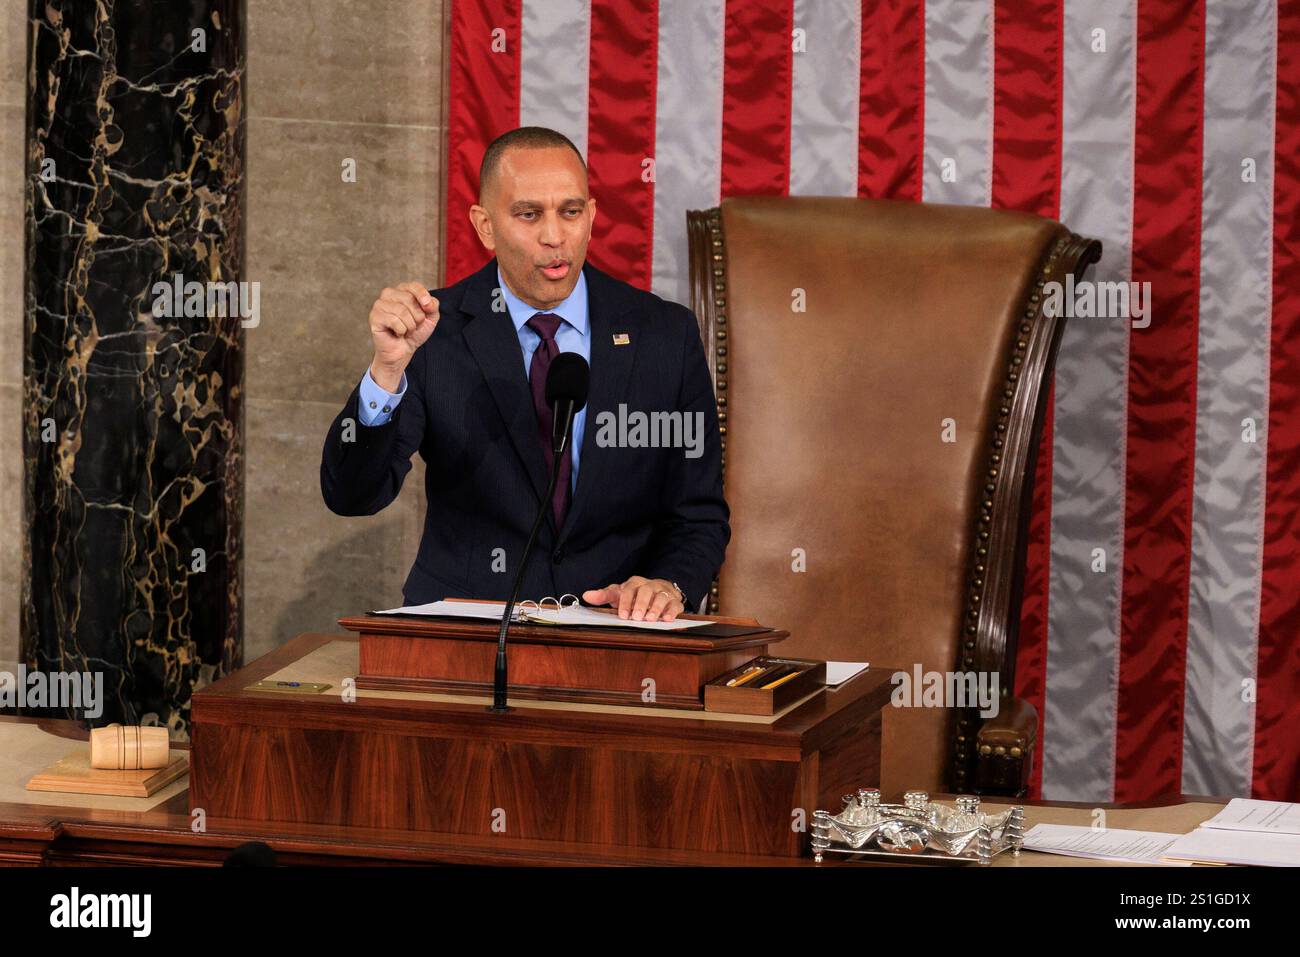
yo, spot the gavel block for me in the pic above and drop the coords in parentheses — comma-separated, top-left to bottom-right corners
(26, 724, 187, 798)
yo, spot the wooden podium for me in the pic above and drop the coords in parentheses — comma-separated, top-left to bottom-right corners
(189, 612, 891, 859)
(341, 604, 784, 709)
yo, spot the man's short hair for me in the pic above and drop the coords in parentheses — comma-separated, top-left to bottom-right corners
(478, 127, 587, 202)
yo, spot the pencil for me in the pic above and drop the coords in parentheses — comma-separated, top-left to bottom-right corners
(728, 665, 767, 687)
(761, 669, 803, 690)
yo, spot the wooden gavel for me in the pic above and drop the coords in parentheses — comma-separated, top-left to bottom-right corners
(89, 724, 170, 770)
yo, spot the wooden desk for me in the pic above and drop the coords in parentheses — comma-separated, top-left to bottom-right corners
(0, 737, 1230, 865)
(188, 632, 892, 857)
(0, 652, 1231, 867)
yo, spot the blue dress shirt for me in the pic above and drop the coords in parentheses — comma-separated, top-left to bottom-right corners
(357, 269, 591, 493)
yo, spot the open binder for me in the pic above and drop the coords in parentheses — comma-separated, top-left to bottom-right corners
(369, 595, 776, 640)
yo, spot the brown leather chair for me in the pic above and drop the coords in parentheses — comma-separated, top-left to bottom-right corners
(687, 197, 1101, 798)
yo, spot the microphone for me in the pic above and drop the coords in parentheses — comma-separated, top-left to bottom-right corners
(547, 350, 590, 455)
(489, 352, 590, 713)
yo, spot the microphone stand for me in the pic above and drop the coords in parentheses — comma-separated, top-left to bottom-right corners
(488, 397, 576, 713)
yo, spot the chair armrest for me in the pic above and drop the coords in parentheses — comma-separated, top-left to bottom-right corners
(971, 697, 1038, 797)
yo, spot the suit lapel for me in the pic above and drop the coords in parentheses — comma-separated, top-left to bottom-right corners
(559, 265, 639, 544)
(460, 260, 640, 545)
(460, 262, 553, 519)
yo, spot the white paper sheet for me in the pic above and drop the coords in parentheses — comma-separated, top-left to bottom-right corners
(825, 661, 869, 686)
(1023, 824, 1191, 865)
(1163, 827, 1300, 867)
(1199, 798, 1300, 835)
(373, 599, 505, 620)
(372, 599, 709, 631)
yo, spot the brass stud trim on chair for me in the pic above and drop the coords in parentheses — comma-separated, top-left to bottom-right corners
(948, 231, 1101, 793)
(699, 208, 729, 614)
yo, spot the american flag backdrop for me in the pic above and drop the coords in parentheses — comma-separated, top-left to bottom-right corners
(443, 0, 1300, 803)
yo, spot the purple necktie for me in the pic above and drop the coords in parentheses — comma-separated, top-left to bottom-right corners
(526, 313, 571, 530)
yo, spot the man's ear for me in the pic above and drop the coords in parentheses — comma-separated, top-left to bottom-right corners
(469, 204, 495, 251)
(585, 197, 597, 240)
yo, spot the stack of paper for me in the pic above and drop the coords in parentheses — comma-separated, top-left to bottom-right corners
(1162, 799, 1300, 866)
(1198, 797, 1300, 835)
(1162, 828, 1300, 867)
(1023, 824, 1190, 865)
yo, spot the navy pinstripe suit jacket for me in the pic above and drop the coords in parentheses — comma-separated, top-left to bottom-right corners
(320, 258, 730, 612)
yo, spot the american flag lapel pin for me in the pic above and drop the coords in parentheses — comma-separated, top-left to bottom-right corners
(612, 333, 630, 346)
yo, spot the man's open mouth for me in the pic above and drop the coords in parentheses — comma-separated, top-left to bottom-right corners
(540, 260, 570, 280)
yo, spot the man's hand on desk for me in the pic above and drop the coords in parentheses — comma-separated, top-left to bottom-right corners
(583, 576, 685, 622)
(369, 281, 440, 391)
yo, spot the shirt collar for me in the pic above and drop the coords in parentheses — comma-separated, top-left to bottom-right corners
(496, 266, 589, 337)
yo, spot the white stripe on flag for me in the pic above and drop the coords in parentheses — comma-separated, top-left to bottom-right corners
(650, 0, 726, 305)
(1042, 0, 1137, 803)
(789, 0, 861, 196)
(519, 0, 591, 156)
(1182, 0, 1275, 798)
(922, 0, 993, 205)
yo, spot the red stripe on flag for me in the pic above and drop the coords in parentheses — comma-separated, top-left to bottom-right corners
(991, 0, 1063, 213)
(1115, 0, 1205, 803)
(444, 0, 521, 286)
(1014, 393, 1055, 800)
(857, 0, 925, 200)
(993, 0, 1064, 802)
(586, 0, 659, 290)
(721, 0, 794, 197)
(1254, 2, 1300, 802)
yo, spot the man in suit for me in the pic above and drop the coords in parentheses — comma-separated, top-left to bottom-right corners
(320, 127, 729, 623)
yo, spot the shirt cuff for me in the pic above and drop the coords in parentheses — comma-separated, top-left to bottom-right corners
(357, 368, 407, 427)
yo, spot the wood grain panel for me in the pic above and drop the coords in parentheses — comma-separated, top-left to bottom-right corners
(187, 633, 893, 857)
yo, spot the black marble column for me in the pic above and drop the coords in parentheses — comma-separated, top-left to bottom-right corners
(21, 0, 245, 735)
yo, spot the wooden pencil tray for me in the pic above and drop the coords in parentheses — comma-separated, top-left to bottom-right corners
(703, 656, 826, 715)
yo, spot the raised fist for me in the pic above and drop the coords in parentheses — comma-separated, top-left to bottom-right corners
(369, 281, 439, 390)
